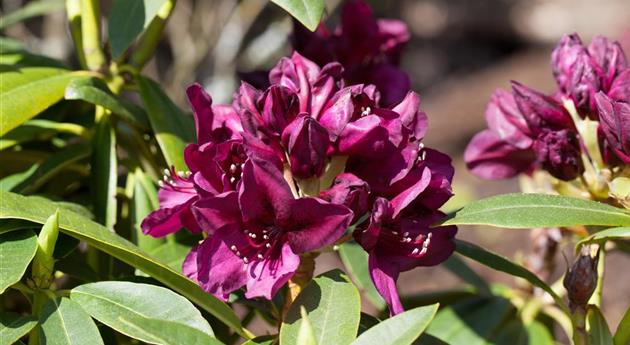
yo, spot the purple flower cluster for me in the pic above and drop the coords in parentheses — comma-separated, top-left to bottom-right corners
(142, 18, 456, 313)
(465, 33, 630, 180)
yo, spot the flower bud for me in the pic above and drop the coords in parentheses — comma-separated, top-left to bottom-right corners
(281, 115, 330, 179)
(32, 210, 60, 288)
(511, 81, 574, 132)
(533, 129, 584, 181)
(563, 246, 599, 310)
(319, 173, 369, 222)
(595, 92, 630, 164)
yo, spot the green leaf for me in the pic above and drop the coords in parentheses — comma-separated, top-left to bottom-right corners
(280, 269, 361, 345)
(0, 312, 38, 345)
(614, 306, 630, 345)
(425, 297, 513, 345)
(0, 230, 37, 293)
(491, 320, 554, 345)
(130, 169, 164, 252)
(297, 306, 318, 345)
(0, 52, 67, 68)
(92, 117, 117, 228)
(578, 227, 630, 248)
(137, 76, 192, 171)
(0, 36, 24, 52)
(338, 241, 386, 310)
(71, 281, 214, 342)
(116, 315, 223, 345)
(0, 191, 246, 337)
(0, 219, 38, 235)
(442, 254, 491, 294)
(39, 298, 104, 345)
(10, 143, 91, 194)
(147, 241, 189, 272)
(454, 240, 565, 309)
(402, 287, 477, 311)
(0, 0, 65, 29)
(0, 68, 88, 136)
(271, 0, 324, 31)
(441, 193, 630, 228)
(64, 77, 149, 129)
(352, 304, 438, 345)
(0, 164, 39, 191)
(242, 335, 275, 345)
(0, 119, 87, 151)
(108, 0, 168, 58)
(588, 305, 613, 345)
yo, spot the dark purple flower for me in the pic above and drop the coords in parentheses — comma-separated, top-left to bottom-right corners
(533, 129, 585, 180)
(281, 114, 330, 179)
(465, 129, 536, 179)
(355, 197, 457, 315)
(511, 81, 574, 132)
(588, 36, 628, 90)
(319, 173, 369, 222)
(191, 158, 353, 300)
(595, 92, 630, 164)
(608, 69, 630, 102)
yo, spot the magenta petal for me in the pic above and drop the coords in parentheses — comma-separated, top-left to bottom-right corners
(196, 232, 248, 301)
(464, 130, 536, 180)
(338, 115, 390, 156)
(186, 83, 214, 144)
(392, 91, 428, 140)
(609, 69, 630, 102)
(588, 35, 628, 89)
(485, 89, 533, 149)
(183, 245, 199, 281)
(511, 81, 573, 131)
(286, 197, 353, 253)
(192, 192, 241, 233)
(141, 201, 195, 237)
(389, 165, 431, 218)
(362, 64, 411, 107)
(239, 160, 293, 224)
(281, 115, 330, 179)
(245, 242, 300, 300)
(368, 253, 404, 315)
(319, 173, 370, 222)
(595, 92, 630, 164)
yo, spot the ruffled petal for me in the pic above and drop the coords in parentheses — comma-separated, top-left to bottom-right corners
(244, 242, 300, 299)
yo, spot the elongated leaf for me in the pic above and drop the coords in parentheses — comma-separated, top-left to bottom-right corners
(0, 164, 39, 191)
(147, 241, 188, 271)
(0, 0, 64, 29)
(280, 269, 361, 345)
(614, 306, 630, 345)
(0, 219, 38, 235)
(297, 307, 317, 345)
(0, 191, 246, 336)
(0, 312, 38, 345)
(491, 320, 554, 345)
(588, 306, 613, 345)
(116, 315, 223, 345)
(338, 242, 386, 309)
(137, 76, 192, 171)
(454, 240, 564, 308)
(352, 304, 438, 345)
(442, 255, 491, 294)
(0, 68, 88, 136)
(92, 117, 117, 228)
(71, 281, 214, 342)
(578, 227, 630, 248)
(441, 193, 630, 228)
(0, 230, 37, 293)
(108, 0, 168, 58)
(271, 0, 324, 31)
(426, 297, 513, 345)
(11, 143, 91, 194)
(242, 336, 275, 345)
(39, 298, 104, 345)
(0, 36, 24, 52)
(65, 77, 149, 129)
(402, 287, 476, 311)
(0, 119, 87, 151)
(0, 52, 67, 68)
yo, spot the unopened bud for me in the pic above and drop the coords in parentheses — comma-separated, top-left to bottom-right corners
(32, 210, 60, 288)
(563, 246, 599, 310)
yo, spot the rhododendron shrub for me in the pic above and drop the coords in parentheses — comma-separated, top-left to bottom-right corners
(2, 0, 630, 344)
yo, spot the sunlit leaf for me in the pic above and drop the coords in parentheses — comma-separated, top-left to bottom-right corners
(338, 241, 386, 310)
(0, 312, 38, 345)
(441, 193, 630, 228)
(352, 304, 438, 345)
(108, 0, 168, 58)
(578, 227, 630, 248)
(614, 306, 630, 345)
(271, 0, 324, 31)
(39, 298, 104, 345)
(0, 230, 38, 293)
(92, 117, 117, 228)
(588, 306, 613, 345)
(0, 0, 64, 29)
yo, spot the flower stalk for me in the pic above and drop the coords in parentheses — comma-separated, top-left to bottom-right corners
(80, 0, 106, 72)
(283, 253, 317, 318)
(130, 0, 176, 70)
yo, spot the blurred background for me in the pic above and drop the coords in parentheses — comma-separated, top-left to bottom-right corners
(2, 0, 630, 337)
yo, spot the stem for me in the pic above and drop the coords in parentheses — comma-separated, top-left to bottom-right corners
(571, 305, 589, 345)
(66, 0, 87, 69)
(588, 246, 605, 307)
(28, 290, 49, 345)
(80, 0, 106, 71)
(282, 253, 317, 318)
(129, 0, 176, 69)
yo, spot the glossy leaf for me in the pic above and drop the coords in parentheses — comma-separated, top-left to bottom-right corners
(614, 306, 630, 345)
(0, 230, 37, 293)
(280, 269, 361, 345)
(441, 193, 630, 228)
(0, 68, 88, 136)
(271, 0, 324, 31)
(338, 241, 386, 309)
(588, 306, 613, 345)
(454, 240, 564, 308)
(108, 0, 168, 58)
(0, 0, 64, 29)
(0, 164, 39, 191)
(65, 77, 149, 129)
(242, 336, 275, 345)
(10, 143, 91, 194)
(115, 315, 223, 345)
(0, 312, 38, 345)
(0, 191, 246, 336)
(0, 219, 37, 235)
(147, 241, 189, 272)
(71, 281, 214, 342)
(0, 52, 67, 68)
(0, 119, 87, 151)
(352, 304, 438, 345)
(425, 297, 513, 345)
(578, 227, 630, 248)
(137, 76, 192, 171)
(92, 117, 117, 228)
(39, 298, 104, 345)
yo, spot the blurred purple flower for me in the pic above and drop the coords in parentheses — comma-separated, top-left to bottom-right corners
(595, 92, 630, 164)
(533, 129, 584, 180)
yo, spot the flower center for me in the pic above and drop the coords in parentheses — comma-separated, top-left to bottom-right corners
(229, 226, 284, 264)
(158, 168, 194, 193)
